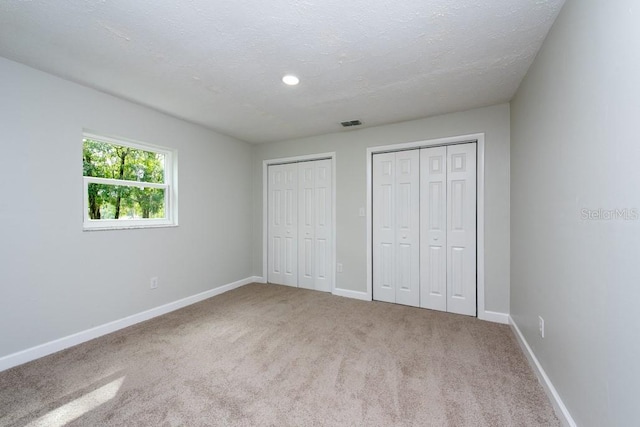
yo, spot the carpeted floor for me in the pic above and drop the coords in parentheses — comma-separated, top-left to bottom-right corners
(0, 284, 559, 426)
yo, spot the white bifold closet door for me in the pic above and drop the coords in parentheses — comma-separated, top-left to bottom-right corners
(268, 163, 298, 287)
(297, 159, 333, 292)
(372, 150, 420, 307)
(443, 143, 476, 315)
(420, 143, 476, 316)
(373, 143, 476, 316)
(420, 146, 448, 311)
(268, 160, 333, 292)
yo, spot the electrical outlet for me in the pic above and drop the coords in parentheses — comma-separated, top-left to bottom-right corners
(150, 277, 158, 289)
(337, 263, 343, 273)
(538, 316, 545, 338)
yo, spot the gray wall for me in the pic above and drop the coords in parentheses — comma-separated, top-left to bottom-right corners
(0, 58, 254, 358)
(252, 103, 511, 314)
(510, 0, 639, 425)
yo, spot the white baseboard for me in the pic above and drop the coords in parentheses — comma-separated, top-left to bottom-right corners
(479, 310, 510, 324)
(252, 276, 267, 284)
(509, 316, 576, 427)
(332, 288, 371, 301)
(0, 276, 260, 373)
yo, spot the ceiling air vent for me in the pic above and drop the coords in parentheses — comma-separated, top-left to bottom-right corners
(341, 120, 362, 127)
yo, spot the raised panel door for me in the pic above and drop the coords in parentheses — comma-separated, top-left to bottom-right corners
(420, 146, 448, 311)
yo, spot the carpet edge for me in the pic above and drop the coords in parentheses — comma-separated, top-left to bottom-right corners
(509, 315, 577, 427)
(0, 276, 262, 372)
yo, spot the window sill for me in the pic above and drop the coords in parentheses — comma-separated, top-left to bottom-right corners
(82, 223, 179, 232)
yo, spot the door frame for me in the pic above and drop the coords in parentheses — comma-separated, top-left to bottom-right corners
(262, 152, 337, 293)
(366, 133, 492, 320)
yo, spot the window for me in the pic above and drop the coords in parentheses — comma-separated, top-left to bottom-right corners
(82, 132, 177, 230)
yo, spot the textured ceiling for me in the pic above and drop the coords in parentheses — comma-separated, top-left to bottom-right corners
(0, 0, 564, 144)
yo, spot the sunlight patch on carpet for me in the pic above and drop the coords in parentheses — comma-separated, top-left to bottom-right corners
(26, 376, 125, 427)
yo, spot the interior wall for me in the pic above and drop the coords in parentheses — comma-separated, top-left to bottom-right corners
(0, 58, 254, 359)
(252, 103, 511, 315)
(510, 0, 640, 425)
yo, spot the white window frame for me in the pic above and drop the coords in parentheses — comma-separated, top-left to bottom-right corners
(82, 132, 178, 231)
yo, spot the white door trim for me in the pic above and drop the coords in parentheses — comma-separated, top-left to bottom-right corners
(262, 152, 337, 294)
(366, 133, 489, 320)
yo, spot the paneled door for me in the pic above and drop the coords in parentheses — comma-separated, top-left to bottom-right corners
(373, 143, 477, 315)
(267, 163, 298, 287)
(372, 150, 420, 307)
(445, 143, 477, 316)
(419, 143, 477, 316)
(268, 159, 333, 292)
(298, 159, 333, 292)
(420, 146, 448, 312)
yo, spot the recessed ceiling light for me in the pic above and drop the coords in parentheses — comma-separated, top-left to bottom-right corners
(282, 75, 300, 86)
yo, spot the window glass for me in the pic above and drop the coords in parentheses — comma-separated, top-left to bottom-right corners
(82, 134, 176, 230)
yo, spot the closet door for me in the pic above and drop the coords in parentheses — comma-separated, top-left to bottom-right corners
(267, 163, 298, 287)
(313, 159, 333, 292)
(372, 152, 396, 303)
(373, 150, 420, 307)
(446, 143, 477, 316)
(394, 150, 420, 307)
(298, 159, 333, 292)
(420, 146, 447, 311)
(419, 143, 477, 315)
(298, 161, 316, 290)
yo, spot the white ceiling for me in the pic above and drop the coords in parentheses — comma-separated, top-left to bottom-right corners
(0, 0, 564, 144)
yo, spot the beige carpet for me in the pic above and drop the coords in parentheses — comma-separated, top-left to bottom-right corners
(0, 284, 559, 426)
